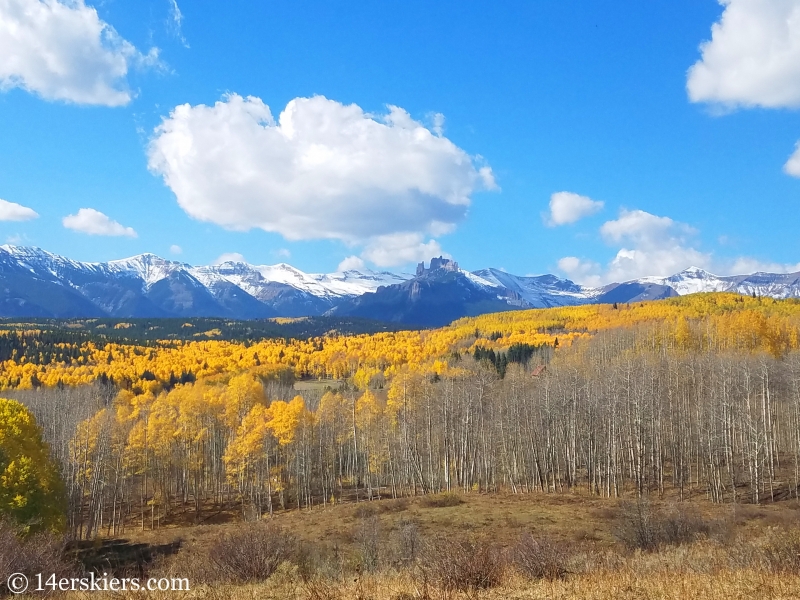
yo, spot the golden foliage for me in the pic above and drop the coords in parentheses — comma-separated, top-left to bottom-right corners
(0, 293, 797, 393)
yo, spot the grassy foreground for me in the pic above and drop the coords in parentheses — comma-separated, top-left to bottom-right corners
(33, 491, 800, 600)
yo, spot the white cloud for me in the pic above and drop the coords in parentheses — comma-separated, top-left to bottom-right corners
(5, 233, 28, 245)
(62, 208, 137, 237)
(599, 209, 710, 282)
(337, 255, 366, 272)
(213, 252, 246, 265)
(557, 256, 603, 287)
(599, 209, 696, 246)
(274, 248, 291, 259)
(361, 233, 446, 268)
(784, 141, 800, 176)
(169, 244, 182, 255)
(431, 112, 445, 136)
(559, 209, 712, 285)
(727, 256, 800, 274)
(687, 0, 800, 108)
(0, 0, 159, 106)
(558, 207, 800, 285)
(0, 198, 38, 221)
(167, 0, 188, 48)
(147, 94, 496, 246)
(546, 191, 604, 226)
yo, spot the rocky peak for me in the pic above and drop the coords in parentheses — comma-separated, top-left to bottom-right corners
(415, 256, 460, 277)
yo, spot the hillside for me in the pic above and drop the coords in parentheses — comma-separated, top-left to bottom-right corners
(0, 292, 797, 390)
(2, 245, 800, 325)
(3, 291, 800, 599)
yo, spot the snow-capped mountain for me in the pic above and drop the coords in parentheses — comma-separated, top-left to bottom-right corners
(0, 245, 417, 320)
(637, 267, 800, 299)
(106, 254, 189, 288)
(190, 261, 411, 302)
(0, 245, 798, 325)
(472, 268, 601, 307)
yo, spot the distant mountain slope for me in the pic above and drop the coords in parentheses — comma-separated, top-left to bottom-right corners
(0, 245, 798, 324)
(472, 268, 598, 307)
(332, 260, 513, 326)
(638, 267, 800, 299)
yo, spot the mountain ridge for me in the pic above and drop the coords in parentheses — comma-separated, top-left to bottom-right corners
(0, 245, 798, 325)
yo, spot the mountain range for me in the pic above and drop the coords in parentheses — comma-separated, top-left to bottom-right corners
(0, 245, 798, 326)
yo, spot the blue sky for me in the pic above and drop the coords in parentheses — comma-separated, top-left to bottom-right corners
(0, 0, 799, 284)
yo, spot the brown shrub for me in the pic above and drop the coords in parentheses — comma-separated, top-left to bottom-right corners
(353, 498, 409, 519)
(385, 498, 410, 513)
(352, 504, 379, 519)
(0, 520, 73, 596)
(392, 519, 422, 567)
(303, 577, 343, 600)
(614, 500, 710, 551)
(659, 505, 711, 546)
(421, 535, 504, 592)
(194, 522, 296, 583)
(730, 528, 800, 574)
(511, 533, 569, 580)
(353, 515, 381, 572)
(419, 492, 464, 509)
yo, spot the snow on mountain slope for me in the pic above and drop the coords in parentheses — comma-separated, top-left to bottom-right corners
(192, 261, 413, 301)
(0, 244, 105, 279)
(312, 269, 414, 296)
(106, 254, 190, 288)
(2, 245, 800, 321)
(636, 267, 800, 299)
(472, 268, 599, 307)
(725, 271, 800, 299)
(638, 267, 730, 295)
(462, 270, 501, 290)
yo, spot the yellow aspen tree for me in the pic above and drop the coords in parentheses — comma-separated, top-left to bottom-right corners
(0, 398, 66, 533)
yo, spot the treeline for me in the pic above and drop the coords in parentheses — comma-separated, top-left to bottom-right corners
(9, 315, 800, 539)
(0, 330, 93, 364)
(2, 292, 799, 393)
(473, 342, 553, 376)
(0, 316, 410, 345)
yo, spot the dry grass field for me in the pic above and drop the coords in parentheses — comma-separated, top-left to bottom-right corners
(36, 491, 800, 600)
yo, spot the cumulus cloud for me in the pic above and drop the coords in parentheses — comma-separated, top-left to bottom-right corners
(599, 209, 710, 282)
(600, 209, 695, 246)
(559, 209, 712, 285)
(546, 191, 604, 226)
(169, 244, 182, 255)
(0, 198, 38, 221)
(147, 94, 496, 248)
(213, 252, 246, 265)
(558, 207, 800, 286)
(727, 256, 800, 274)
(62, 208, 137, 237)
(0, 0, 159, 106)
(687, 0, 800, 109)
(360, 233, 445, 268)
(337, 255, 366, 272)
(557, 256, 603, 287)
(785, 142, 800, 176)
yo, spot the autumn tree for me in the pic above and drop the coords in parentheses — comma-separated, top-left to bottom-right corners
(0, 398, 66, 533)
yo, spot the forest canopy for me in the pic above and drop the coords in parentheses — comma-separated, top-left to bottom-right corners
(0, 293, 797, 392)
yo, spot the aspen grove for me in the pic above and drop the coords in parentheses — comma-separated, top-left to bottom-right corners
(4, 293, 800, 538)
